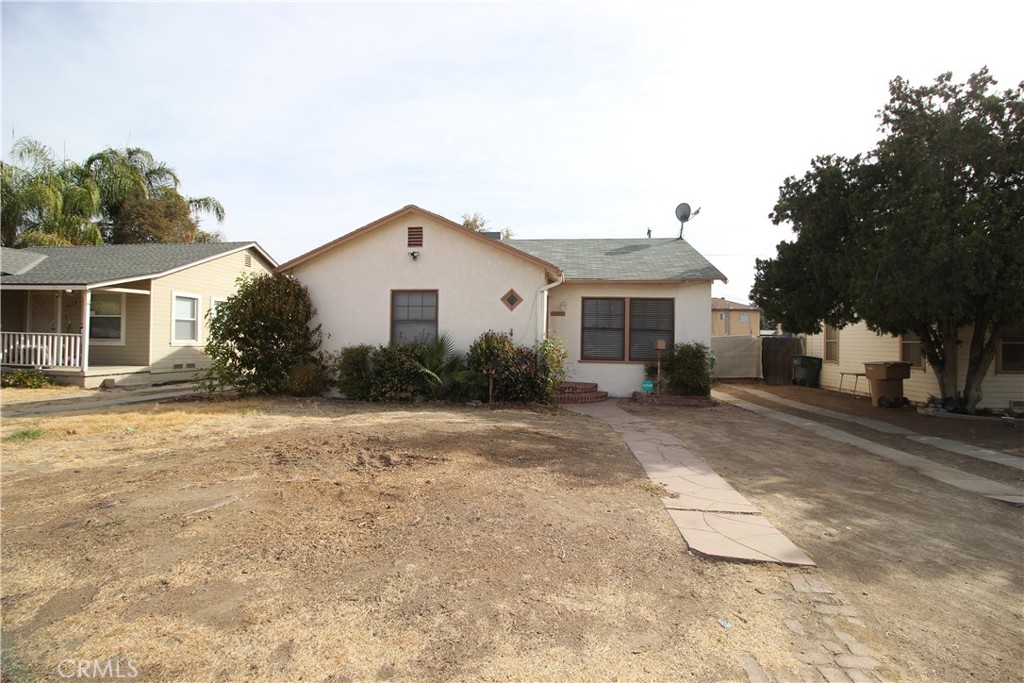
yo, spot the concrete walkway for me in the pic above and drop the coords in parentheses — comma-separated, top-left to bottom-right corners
(713, 388, 1024, 506)
(735, 386, 1024, 471)
(567, 400, 816, 566)
(0, 385, 200, 418)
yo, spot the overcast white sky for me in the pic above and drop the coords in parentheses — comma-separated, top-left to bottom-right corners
(3, 1, 1021, 303)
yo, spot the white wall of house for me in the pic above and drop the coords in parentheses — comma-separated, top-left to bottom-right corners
(287, 214, 551, 353)
(547, 281, 714, 397)
(805, 321, 1023, 409)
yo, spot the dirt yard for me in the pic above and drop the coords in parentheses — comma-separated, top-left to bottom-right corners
(1, 390, 1021, 682)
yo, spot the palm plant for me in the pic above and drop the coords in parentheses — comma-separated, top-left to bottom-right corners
(414, 332, 476, 400)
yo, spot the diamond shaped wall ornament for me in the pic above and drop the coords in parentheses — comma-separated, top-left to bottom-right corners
(501, 289, 522, 311)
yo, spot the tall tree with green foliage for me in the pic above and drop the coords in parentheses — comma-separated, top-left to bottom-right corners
(200, 273, 325, 396)
(1, 138, 224, 246)
(752, 68, 1024, 412)
(1, 138, 102, 246)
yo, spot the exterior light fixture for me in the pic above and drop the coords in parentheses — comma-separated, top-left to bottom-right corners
(408, 251, 420, 261)
(559, 301, 567, 311)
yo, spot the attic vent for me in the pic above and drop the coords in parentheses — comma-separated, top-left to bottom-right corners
(408, 226, 424, 248)
(244, 253, 252, 268)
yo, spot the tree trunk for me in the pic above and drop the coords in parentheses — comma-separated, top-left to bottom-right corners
(962, 316, 1005, 414)
(925, 320, 960, 400)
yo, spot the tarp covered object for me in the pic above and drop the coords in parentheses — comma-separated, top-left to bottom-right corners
(711, 336, 763, 379)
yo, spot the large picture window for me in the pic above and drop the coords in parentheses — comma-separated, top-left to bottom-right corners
(582, 297, 674, 362)
(391, 290, 437, 344)
(89, 292, 124, 343)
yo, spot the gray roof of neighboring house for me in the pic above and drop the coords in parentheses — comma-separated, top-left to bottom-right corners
(507, 238, 727, 282)
(0, 242, 274, 287)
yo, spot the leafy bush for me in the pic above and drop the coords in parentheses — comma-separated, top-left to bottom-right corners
(281, 361, 332, 397)
(493, 345, 548, 402)
(1, 369, 55, 389)
(646, 341, 713, 396)
(415, 333, 480, 401)
(368, 344, 433, 402)
(333, 345, 374, 400)
(199, 273, 325, 396)
(537, 336, 568, 397)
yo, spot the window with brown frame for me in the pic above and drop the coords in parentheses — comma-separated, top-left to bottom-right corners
(391, 290, 437, 344)
(581, 297, 673, 362)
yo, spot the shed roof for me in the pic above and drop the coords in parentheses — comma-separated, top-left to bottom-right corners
(0, 242, 276, 288)
(507, 238, 727, 283)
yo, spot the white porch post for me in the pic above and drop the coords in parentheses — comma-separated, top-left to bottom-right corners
(81, 289, 91, 373)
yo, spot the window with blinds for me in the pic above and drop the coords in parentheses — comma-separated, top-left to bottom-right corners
(629, 299, 673, 361)
(581, 297, 674, 362)
(581, 298, 625, 360)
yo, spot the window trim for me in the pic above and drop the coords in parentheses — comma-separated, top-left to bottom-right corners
(900, 332, 926, 370)
(580, 297, 675, 363)
(89, 291, 126, 346)
(824, 324, 839, 363)
(997, 325, 1024, 374)
(390, 289, 438, 345)
(171, 291, 202, 346)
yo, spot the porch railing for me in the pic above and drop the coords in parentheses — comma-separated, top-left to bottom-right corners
(0, 332, 82, 368)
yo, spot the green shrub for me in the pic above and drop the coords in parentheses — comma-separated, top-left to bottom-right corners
(494, 345, 548, 403)
(646, 341, 713, 396)
(467, 331, 516, 402)
(199, 273, 324, 396)
(2, 427, 47, 442)
(415, 333, 479, 401)
(334, 345, 374, 400)
(281, 360, 331, 397)
(0, 370, 55, 389)
(368, 344, 432, 402)
(537, 336, 568, 397)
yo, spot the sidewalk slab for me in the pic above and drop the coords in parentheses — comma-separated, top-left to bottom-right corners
(568, 400, 815, 566)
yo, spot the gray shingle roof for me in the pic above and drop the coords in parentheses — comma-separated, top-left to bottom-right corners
(0, 242, 267, 287)
(507, 238, 726, 282)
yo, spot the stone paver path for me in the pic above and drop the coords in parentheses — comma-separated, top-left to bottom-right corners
(568, 400, 815, 565)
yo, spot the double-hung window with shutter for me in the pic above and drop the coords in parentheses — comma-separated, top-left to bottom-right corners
(581, 297, 674, 362)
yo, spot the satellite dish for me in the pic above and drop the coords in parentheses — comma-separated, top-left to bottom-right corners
(675, 203, 691, 223)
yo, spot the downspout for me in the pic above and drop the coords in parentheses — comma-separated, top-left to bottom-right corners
(535, 271, 565, 346)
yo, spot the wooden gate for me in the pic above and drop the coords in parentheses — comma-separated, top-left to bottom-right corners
(761, 336, 804, 385)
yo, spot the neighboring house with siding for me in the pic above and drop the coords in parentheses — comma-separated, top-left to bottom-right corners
(711, 297, 762, 336)
(804, 321, 1023, 410)
(277, 204, 726, 397)
(0, 242, 276, 387)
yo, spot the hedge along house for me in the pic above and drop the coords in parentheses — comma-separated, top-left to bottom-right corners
(277, 205, 726, 397)
(0, 242, 276, 387)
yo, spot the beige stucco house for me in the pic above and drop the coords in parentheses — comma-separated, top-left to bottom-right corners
(804, 321, 1023, 410)
(711, 297, 762, 336)
(0, 242, 276, 387)
(277, 205, 726, 397)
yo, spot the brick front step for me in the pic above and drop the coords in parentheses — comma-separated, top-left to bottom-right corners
(557, 382, 600, 394)
(553, 390, 608, 404)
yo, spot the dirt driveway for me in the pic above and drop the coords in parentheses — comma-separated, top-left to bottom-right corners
(1, 388, 1021, 682)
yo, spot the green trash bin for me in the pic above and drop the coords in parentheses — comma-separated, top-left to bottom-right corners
(791, 355, 823, 387)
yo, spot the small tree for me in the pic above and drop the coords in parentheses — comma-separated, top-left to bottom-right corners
(200, 273, 325, 396)
(646, 342, 713, 396)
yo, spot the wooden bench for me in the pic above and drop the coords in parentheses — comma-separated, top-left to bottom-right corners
(839, 372, 865, 396)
